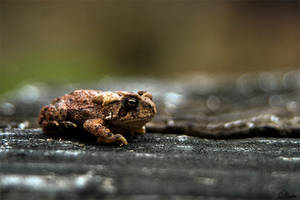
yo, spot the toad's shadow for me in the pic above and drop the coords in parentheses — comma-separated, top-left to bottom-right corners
(44, 129, 140, 147)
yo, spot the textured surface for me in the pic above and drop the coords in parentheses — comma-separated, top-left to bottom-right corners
(1, 129, 300, 200)
(1, 72, 300, 199)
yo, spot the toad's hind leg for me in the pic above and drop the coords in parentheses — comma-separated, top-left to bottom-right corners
(83, 119, 128, 146)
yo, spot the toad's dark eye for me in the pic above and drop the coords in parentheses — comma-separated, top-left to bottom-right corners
(123, 97, 138, 110)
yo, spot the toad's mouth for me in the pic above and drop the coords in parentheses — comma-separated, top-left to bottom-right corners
(107, 116, 154, 126)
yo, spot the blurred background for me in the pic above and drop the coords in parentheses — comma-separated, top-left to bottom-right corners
(1, 0, 300, 94)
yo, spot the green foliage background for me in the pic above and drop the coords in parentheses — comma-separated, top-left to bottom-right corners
(1, 1, 299, 94)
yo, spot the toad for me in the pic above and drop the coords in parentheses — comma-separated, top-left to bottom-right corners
(38, 90, 156, 146)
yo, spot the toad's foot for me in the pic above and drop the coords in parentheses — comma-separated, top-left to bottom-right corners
(40, 120, 62, 133)
(130, 126, 146, 135)
(97, 134, 128, 146)
(60, 121, 77, 129)
(41, 120, 77, 133)
(84, 118, 128, 146)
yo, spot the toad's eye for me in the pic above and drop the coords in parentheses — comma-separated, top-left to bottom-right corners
(123, 97, 138, 110)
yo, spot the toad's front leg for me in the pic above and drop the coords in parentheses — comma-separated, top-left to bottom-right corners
(83, 119, 128, 146)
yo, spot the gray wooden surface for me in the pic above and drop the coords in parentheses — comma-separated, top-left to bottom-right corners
(1, 72, 300, 199)
(1, 129, 300, 199)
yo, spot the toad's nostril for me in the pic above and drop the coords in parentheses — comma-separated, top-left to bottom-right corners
(145, 93, 153, 100)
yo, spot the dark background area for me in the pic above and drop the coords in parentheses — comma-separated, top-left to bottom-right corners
(1, 0, 300, 94)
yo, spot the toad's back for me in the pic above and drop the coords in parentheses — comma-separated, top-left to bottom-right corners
(54, 90, 105, 123)
(38, 90, 105, 128)
(53, 90, 102, 109)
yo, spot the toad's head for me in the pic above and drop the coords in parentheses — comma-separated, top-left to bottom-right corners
(93, 91, 156, 130)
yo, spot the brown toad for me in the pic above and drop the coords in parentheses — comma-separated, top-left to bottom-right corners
(38, 90, 156, 146)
